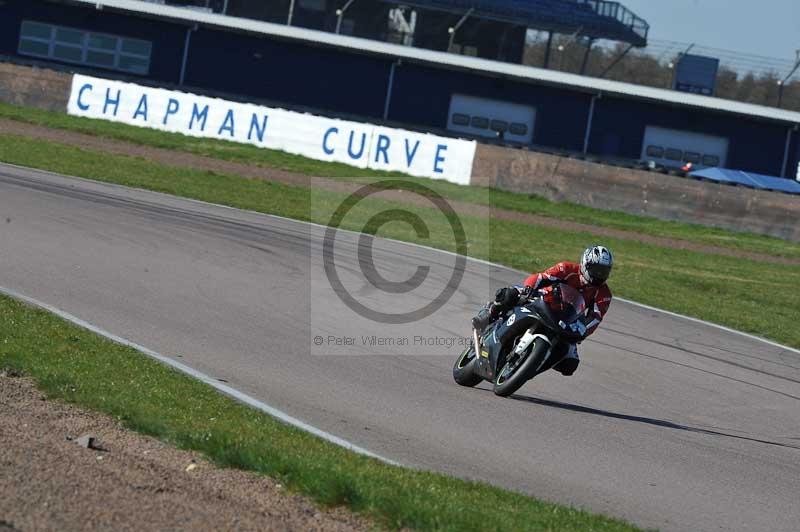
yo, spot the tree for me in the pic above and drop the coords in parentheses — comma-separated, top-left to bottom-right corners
(522, 37, 800, 112)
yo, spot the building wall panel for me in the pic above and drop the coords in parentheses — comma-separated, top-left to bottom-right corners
(185, 29, 392, 118)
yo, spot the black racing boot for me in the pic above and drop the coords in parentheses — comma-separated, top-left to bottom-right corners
(553, 356, 579, 376)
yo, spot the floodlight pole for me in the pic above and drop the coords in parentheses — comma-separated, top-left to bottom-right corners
(447, 8, 474, 52)
(777, 54, 800, 108)
(287, 0, 295, 26)
(553, 26, 583, 71)
(579, 38, 594, 75)
(336, 0, 357, 34)
(599, 43, 633, 78)
(542, 31, 553, 68)
(670, 43, 694, 89)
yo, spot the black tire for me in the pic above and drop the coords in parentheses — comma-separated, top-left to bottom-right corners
(493, 337, 551, 397)
(453, 343, 482, 387)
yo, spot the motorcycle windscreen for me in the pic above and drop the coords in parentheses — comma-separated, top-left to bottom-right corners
(543, 284, 586, 323)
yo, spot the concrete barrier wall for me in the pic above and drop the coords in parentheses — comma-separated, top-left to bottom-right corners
(2, 60, 798, 241)
(0, 62, 72, 112)
(472, 144, 800, 242)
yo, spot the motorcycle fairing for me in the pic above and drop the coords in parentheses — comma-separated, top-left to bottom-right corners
(479, 305, 541, 377)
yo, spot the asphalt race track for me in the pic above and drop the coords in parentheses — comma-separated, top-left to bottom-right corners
(1, 164, 799, 532)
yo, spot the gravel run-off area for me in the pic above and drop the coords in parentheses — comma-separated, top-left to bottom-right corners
(0, 371, 371, 532)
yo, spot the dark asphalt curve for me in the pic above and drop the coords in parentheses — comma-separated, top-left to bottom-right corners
(1, 164, 798, 532)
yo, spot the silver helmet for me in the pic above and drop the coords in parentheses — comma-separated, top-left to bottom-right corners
(580, 245, 613, 286)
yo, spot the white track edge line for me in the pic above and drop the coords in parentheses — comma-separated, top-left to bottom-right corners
(612, 297, 800, 355)
(0, 284, 402, 467)
(6, 163, 800, 356)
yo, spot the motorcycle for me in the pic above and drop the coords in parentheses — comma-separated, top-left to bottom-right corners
(453, 283, 588, 397)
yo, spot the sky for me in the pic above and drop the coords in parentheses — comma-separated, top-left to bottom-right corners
(621, 0, 800, 61)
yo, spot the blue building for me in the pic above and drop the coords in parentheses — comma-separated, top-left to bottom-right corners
(2, 0, 799, 179)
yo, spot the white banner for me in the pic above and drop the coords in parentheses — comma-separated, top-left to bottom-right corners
(67, 74, 476, 184)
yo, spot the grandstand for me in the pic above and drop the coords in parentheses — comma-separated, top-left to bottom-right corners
(385, 1, 648, 45)
(187, 0, 649, 64)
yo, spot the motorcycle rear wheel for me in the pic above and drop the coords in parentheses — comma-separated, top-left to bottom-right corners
(452, 343, 482, 387)
(493, 337, 550, 397)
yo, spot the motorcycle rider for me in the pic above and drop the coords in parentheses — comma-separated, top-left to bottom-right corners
(471, 245, 613, 377)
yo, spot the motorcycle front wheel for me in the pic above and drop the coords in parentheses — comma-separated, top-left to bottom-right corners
(493, 337, 551, 397)
(452, 342, 482, 387)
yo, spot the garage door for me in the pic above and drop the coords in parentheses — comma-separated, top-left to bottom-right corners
(447, 94, 535, 144)
(641, 126, 729, 169)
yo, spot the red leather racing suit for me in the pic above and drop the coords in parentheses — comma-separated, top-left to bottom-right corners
(524, 261, 612, 338)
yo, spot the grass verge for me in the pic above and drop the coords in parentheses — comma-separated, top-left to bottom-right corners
(1, 101, 798, 260)
(0, 294, 642, 532)
(1, 133, 798, 349)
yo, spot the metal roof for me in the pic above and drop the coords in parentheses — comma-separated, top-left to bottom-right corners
(66, 0, 800, 125)
(691, 167, 800, 193)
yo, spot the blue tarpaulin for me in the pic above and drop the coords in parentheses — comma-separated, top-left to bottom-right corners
(689, 167, 800, 195)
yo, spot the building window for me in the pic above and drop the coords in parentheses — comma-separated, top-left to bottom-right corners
(509, 123, 529, 136)
(702, 154, 720, 167)
(646, 145, 664, 158)
(490, 120, 509, 133)
(684, 152, 702, 164)
(665, 148, 683, 161)
(18, 20, 152, 75)
(451, 113, 470, 126)
(470, 116, 489, 129)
